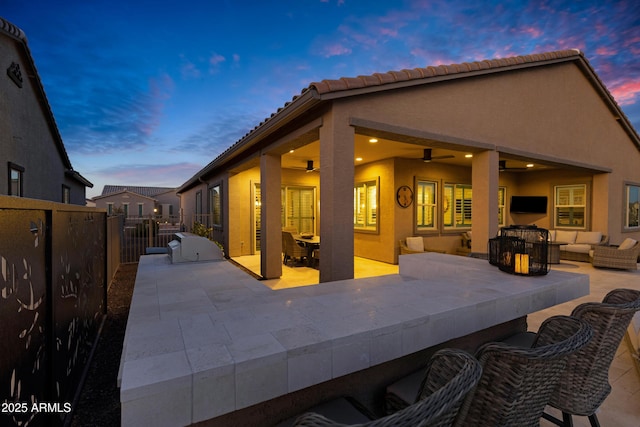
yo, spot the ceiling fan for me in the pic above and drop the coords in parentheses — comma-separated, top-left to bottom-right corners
(290, 160, 320, 172)
(499, 160, 527, 171)
(422, 148, 454, 162)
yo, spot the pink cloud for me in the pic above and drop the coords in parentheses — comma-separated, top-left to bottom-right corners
(610, 80, 640, 106)
(380, 27, 399, 37)
(595, 46, 618, 56)
(321, 43, 352, 58)
(520, 26, 543, 38)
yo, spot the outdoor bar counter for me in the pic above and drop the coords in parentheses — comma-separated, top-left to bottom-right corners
(118, 252, 589, 427)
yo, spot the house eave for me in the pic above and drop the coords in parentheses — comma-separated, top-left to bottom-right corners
(177, 89, 321, 193)
(65, 170, 93, 188)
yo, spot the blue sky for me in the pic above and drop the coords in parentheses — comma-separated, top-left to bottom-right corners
(3, 0, 640, 198)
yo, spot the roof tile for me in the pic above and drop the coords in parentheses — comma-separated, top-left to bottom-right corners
(310, 49, 583, 95)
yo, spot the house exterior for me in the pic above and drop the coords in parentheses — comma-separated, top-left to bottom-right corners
(177, 49, 640, 283)
(92, 185, 179, 220)
(0, 17, 92, 204)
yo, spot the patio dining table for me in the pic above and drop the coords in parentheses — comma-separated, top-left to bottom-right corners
(294, 234, 320, 266)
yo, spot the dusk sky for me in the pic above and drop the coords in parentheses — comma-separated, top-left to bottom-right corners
(3, 0, 640, 198)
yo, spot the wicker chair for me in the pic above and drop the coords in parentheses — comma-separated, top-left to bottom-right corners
(452, 315, 593, 427)
(541, 289, 640, 427)
(282, 231, 307, 265)
(289, 349, 482, 427)
(591, 240, 639, 270)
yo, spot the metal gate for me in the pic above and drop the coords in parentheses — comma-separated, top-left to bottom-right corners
(120, 216, 181, 263)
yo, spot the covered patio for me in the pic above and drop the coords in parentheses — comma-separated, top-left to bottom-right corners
(178, 50, 640, 286)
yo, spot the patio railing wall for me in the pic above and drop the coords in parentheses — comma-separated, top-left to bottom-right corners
(116, 214, 220, 264)
(0, 196, 111, 427)
(119, 215, 181, 263)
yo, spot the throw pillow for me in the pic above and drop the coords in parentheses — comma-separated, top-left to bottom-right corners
(406, 236, 424, 252)
(555, 230, 577, 244)
(575, 231, 602, 245)
(618, 238, 637, 250)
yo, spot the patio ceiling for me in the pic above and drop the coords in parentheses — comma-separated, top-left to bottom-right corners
(282, 134, 555, 172)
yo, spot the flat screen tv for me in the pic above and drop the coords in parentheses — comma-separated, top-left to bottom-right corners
(510, 196, 547, 214)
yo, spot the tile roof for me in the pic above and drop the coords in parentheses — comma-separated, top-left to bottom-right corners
(309, 49, 582, 94)
(178, 48, 639, 193)
(100, 185, 176, 198)
(1, 17, 92, 187)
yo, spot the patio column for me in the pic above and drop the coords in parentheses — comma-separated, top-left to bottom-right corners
(260, 152, 283, 279)
(472, 151, 499, 254)
(319, 109, 355, 283)
(591, 173, 609, 233)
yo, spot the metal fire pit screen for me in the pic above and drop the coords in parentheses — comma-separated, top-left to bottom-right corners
(489, 225, 550, 275)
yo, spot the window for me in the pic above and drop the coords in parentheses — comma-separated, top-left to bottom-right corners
(554, 184, 586, 228)
(498, 187, 506, 227)
(282, 186, 316, 233)
(107, 203, 114, 216)
(416, 180, 437, 231)
(210, 185, 222, 227)
(138, 203, 144, 217)
(625, 183, 640, 229)
(122, 203, 129, 218)
(62, 185, 71, 204)
(195, 191, 202, 216)
(444, 184, 472, 228)
(354, 179, 378, 232)
(8, 162, 24, 196)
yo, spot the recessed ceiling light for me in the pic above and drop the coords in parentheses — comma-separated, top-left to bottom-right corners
(465, 154, 473, 158)
(355, 157, 363, 162)
(526, 163, 534, 168)
(369, 138, 378, 143)
(289, 149, 294, 153)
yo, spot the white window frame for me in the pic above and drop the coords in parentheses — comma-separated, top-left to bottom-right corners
(498, 187, 506, 227)
(415, 179, 437, 231)
(443, 183, 472, 229)
(354, 178, 379, 233)
(624, 183, 640, 230)
(554, 184, 586, 229)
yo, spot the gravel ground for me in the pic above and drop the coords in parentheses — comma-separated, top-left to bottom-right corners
(70, 263, 137, 427)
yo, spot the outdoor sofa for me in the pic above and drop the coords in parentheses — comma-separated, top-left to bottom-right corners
(549, 230, 608, 262)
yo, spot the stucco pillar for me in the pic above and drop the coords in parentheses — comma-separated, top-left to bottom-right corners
(471, 151, 500, 254)
(591, 173, 610, 234)
(260, 153, 283, 279)
(319, 109, 355, 283)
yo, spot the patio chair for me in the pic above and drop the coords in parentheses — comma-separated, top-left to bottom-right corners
(282, 231, 307, 266)
(539, 289, 640, 427)
(591, 238, 639, 270)
(285, 348, 482, 427)
(452, 315, 593, 427)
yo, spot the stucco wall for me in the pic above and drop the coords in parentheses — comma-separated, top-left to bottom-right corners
(1, 32, 86, 203)
(336, 62, 640, 244)
(178, 58, 640, 274)
(94, 192, 156, 217)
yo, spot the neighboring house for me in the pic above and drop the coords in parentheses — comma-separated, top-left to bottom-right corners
(0, 17, 92, 204)
(177, 49, 640, 283)
(92, 185, 179, 220)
